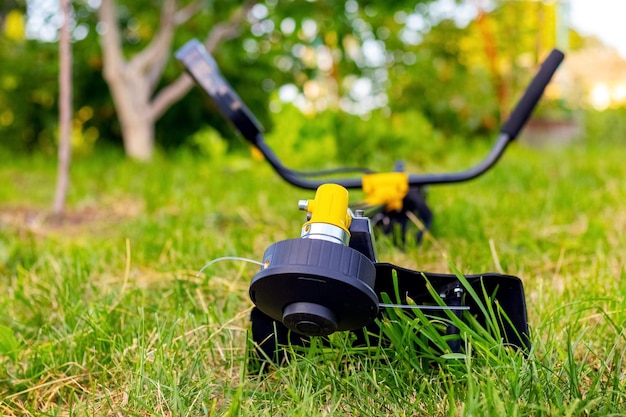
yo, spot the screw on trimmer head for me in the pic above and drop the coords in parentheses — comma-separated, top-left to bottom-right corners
(249, 184, 379, 336)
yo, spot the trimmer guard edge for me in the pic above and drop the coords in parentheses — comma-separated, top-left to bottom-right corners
(250, 263, 529, 363)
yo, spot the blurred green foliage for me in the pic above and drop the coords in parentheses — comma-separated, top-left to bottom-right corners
(261, 103, 449, 170)
(0, 0, 606, 160)
(0, 38, 58, 152)
(583, 108, 626, 146)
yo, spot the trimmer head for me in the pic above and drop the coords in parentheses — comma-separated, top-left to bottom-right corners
(248, 184, 529, 363)
(250, 238, 379, 336)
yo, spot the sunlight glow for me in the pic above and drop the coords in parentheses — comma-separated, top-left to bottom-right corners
(590, 84, 611, 111)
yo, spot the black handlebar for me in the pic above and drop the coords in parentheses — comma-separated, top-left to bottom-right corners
(175, 40, 263, 146)
(501, 49, 565, 140)
(177, 39, 564, 189)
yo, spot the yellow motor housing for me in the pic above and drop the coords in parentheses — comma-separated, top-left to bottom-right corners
(302, 184, 352, 236)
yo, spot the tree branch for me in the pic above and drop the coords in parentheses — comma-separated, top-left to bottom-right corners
(131, 0, 177, 80)
(98, 0, 126, 82)
(140, 0, 204, 94)
(205, 1, 252, 52)
(175, 0, 205, 25)
(149, 73, 195, 121)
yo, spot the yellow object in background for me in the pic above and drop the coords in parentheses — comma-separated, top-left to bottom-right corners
(362, 172, 409, 212)
(250, 146, 265, 161)
(4, 10, 25, 41)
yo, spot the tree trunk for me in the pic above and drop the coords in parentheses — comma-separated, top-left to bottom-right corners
(104, 62, 156, 160)
(119, 113, 155, 161)
(53, 0, 72, 216)
(99, 0, 165, 161)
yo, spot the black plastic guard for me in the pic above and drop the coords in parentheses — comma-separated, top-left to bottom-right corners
(367, 263, 529, 350)
(250, 307, 311, 365)
(249, 263, 529, 364)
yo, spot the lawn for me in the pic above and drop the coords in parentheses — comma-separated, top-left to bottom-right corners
(0, 136, 625, 416)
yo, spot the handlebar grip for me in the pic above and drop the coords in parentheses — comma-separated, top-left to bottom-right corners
(501, 49, 565, 141)
(175, 39, 263, 145)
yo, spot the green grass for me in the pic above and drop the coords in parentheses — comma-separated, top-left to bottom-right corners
(0, 138, 625, 416)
